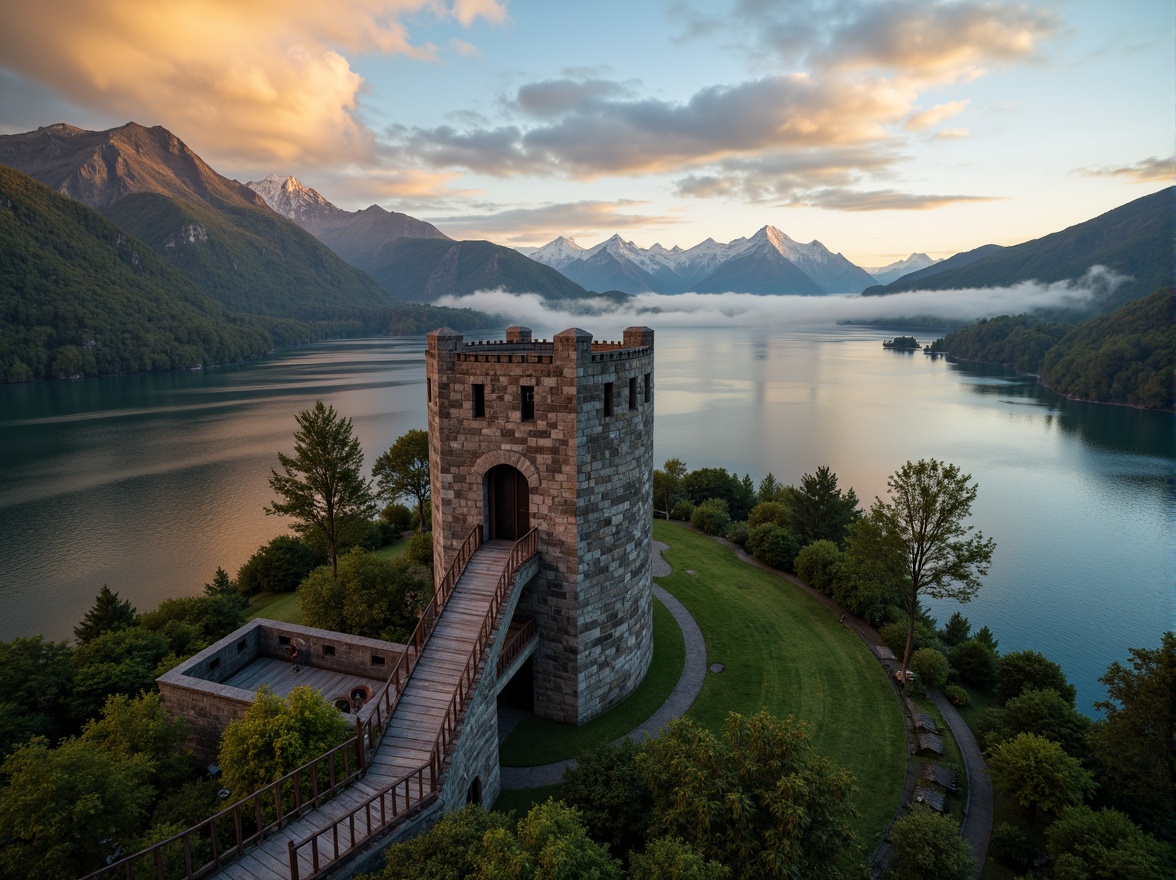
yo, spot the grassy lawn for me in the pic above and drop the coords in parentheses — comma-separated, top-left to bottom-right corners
(651, 520, 906, 853)
(245, 591, 302, 624)
(498, 595, 685, 766)
(374, 537, 410, 560)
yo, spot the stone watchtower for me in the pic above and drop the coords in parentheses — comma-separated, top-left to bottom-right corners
(426, 325, 654, 724)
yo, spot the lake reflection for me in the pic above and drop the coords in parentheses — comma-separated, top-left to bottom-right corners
(0, 326, 1171, 714)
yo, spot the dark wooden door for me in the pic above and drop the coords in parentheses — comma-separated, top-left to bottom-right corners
(489, 465, 529, 540)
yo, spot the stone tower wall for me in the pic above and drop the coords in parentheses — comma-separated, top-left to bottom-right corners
(425, 325, 654, 723)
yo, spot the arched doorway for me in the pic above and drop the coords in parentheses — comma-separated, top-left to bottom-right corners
(487, 464, 529, 540)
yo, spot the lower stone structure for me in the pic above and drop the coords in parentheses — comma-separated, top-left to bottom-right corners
(157, 619, 405, 762)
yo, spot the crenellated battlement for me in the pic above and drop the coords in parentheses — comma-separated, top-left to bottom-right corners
(426, 324, 655, 727)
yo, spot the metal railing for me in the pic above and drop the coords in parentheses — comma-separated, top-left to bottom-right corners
(287, 527, 538, 880)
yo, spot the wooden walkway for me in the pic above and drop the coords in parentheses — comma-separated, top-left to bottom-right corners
(211, 540, 516, 880)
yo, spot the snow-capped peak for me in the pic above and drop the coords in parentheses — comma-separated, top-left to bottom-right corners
(245, 174, 339, 223)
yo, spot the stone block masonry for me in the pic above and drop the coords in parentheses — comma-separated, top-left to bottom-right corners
(427, 325, 654, 724)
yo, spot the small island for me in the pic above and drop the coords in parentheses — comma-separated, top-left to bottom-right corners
(882, 336, 921, 350)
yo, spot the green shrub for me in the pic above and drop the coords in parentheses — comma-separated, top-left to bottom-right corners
(691, 498, 731, 535)
(794, 540, 841, 595)
(380, 503, 414, 534)
(747, 501, 789, 529)
(950, 639, 998, 690)
(670, 500, 696, 522)
(235, 536, 324, 597)
(561, 739, 652, 862)
(944, 684, 969, 707)
(911, 648, 951, 691)
(745, 523, 801, 572)
(725, 520, 750, 547)
(405, 531, 434, 568)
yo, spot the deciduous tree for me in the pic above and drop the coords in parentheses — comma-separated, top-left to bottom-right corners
(235, 535, 325, 596)
(561, 739, 652, 862)
(636, 712, 857, 880)
(987, 732, 1095, 825)
(1087, 632, 1175, 838)
(627, 837, 730, 880)
(0, 636, 74, 758)
(217, 685, 350, 798)
(848, 459, 994, 686)
(0, 736, 153, 880)
(887, 808, 975, 880)
(653, 458, 688, 516)
(976, 687, 1091, 758)
(998, 649, 1076, 705)
(479, 800, 621, 880)
(1045, 806, 1168, 880)
(299, 548, 430, 642)
(373, 428, 431, 533)
(266, 401, 376, 579)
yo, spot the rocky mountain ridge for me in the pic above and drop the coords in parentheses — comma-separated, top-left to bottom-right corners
(522, 225, 878, 294)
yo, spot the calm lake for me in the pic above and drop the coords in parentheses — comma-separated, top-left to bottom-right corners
(1, 325, 1171, 714)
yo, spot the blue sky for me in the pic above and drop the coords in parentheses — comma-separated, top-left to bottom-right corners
(0, 0, 1170, 266)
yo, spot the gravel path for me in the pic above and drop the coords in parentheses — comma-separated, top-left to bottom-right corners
(499, 541, 706, 789)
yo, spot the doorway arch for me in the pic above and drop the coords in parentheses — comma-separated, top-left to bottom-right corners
(486, 464, 530, 540)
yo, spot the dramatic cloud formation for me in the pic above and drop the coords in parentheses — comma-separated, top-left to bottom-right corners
(1076, 155, 1175, 185)
(0, 0, 505, 166)
(435, 266, 1126, 336)
(426, 199, 680, 243)
(391, 0, 1056, 210)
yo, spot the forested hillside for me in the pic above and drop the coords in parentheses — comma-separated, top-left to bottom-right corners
(1039, 288, 1173, 409)
(939, 288, 1174, 409)
(863, 187, 1172, 315)
(0, 164, 274, 382)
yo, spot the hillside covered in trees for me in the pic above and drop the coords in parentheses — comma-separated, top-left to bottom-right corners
(0, 163, 497, 383)
(0, 164, 275, 382)
(939, 288, 1174, 409)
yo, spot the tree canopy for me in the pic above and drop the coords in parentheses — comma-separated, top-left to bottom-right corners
(886, 808, 975, 880)
(373, 428, 431, 533)
(266, 401, 377, 578)
(299, 548, 430, 642)
(217, 685, 351, 798)
(73, 584, 137, 644)
(636, 712, 857, 880)
(1087, 632, 1175, 838)
(789, 466, 860, 546)
(987, 732, 1096, 825)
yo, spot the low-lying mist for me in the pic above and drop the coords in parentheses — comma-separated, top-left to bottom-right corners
(434, 266, 1127, 336)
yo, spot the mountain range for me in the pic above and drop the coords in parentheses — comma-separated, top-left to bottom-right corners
(246, 174, 607, 305)
(0, 163, 275, 381)
(520, 227, 881, 295)
(863, 187, 1173, 316)
(0, 123, 398, 323)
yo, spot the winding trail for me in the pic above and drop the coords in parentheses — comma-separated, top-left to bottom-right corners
(500, 531, 990, 877)
(499, 541, 707, 789)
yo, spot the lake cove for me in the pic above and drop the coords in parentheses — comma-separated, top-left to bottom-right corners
(0, 326, 1171, 713)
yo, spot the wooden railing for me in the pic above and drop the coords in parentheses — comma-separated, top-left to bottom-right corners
(287, 527, 539, 880)
(76, 527, 485, 880)
(358, 525, 483, 757)
(496, 617, 537, 677)
(79, 738, 362, 880)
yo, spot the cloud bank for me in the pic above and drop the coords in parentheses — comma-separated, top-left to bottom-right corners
(434, 267, 1127, 336)
(0, 0, 505, 167)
